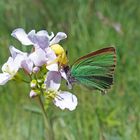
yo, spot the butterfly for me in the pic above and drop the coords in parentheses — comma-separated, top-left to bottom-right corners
(63, 47, 116, 94)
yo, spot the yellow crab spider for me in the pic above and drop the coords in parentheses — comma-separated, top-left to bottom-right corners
(50, 44, 68, 66)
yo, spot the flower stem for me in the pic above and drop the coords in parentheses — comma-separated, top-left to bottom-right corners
(34, 73, 54, 140)
(37, 95, 54, 140)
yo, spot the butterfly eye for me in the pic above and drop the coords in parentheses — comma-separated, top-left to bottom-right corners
(66, 50, 68, 56)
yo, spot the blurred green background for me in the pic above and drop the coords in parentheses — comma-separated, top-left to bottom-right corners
(0, 0, 140, 140)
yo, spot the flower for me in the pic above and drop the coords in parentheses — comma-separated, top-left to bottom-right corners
(29, 90, 37, 98)
(45, 71, 78, 111)
(0, 56, 20, 85)
(10, 45, 57, 73)
(0, 28, 80, 112)
(11, 28, 67, 70)
(11, 28, 67, 49)
(32, 66, 40, 73)
(29, 48, 47, 67)
(49, 32, 67, 46)
(54, 91, 77, 111)
(10, 46, 33, 74)
(0, 45, 35, 85)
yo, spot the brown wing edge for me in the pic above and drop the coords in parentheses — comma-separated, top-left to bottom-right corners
(73, 46, 116, 65)
(71, 46, 117, 93)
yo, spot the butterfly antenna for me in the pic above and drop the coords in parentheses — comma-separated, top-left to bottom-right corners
(66, 50, 68, 56)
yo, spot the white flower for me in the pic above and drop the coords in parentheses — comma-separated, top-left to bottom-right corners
(29, 90, 38, 98)
(11, 28, 67, 69)
(10, 46, 55, 73)
(49, 32, 67, 46)
(45, 47, 59, 71)
(11, 28, 67, 49)
(0, 45, 36, 85)
(0, 73, 12, 85)
(9, 46, 27, 67)
(29, 48, 47, 67)
(32, 66, 40, 73)
(10, 46, 33, 74)
(11, 28, 52, 49)
(45, 71, 61, 91)
(0, 56, 20, 85)
(45, 71, 78, 111)
(54, 91, 77, 111)
(28, 47, 59, 69)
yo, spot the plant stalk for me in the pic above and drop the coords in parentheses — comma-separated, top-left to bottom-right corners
(38, 95, 54, 140)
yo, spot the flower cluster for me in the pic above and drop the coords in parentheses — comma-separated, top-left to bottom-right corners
(0, 28, 77, 111)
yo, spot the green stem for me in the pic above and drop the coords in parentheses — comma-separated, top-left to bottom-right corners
(37, 95, 54, 140)
(34, 73, 54, 140)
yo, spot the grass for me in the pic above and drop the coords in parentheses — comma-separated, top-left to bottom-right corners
(0, 0, 140, 139)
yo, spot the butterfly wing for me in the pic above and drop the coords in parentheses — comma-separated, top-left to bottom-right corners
(70, 47, 116, 92)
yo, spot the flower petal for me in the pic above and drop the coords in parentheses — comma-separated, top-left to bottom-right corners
(46, 63, 58, 71)
(48, 32, 54, 40)
(54, 91, 78, 111)
(21, 58, 33, 74)
(11, 28, 33, 45)
(14, 54, 27, 69)
(1, 56, 21, 77)
(45, 71, 61, 91)
(50, 32, 67, 46)
(9, 46, 28, 70)
(45, 47, 58, 71)
(37, 30, 54, 40)
(29, 48, 47, 67)
(2, 57, 17, 73)
(29, 90, 37, 98)
(28, 30, 50, 49)
(9, 46, 27, 59)
(0, 73, 11, 85)
(32, 66, 40, 73)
